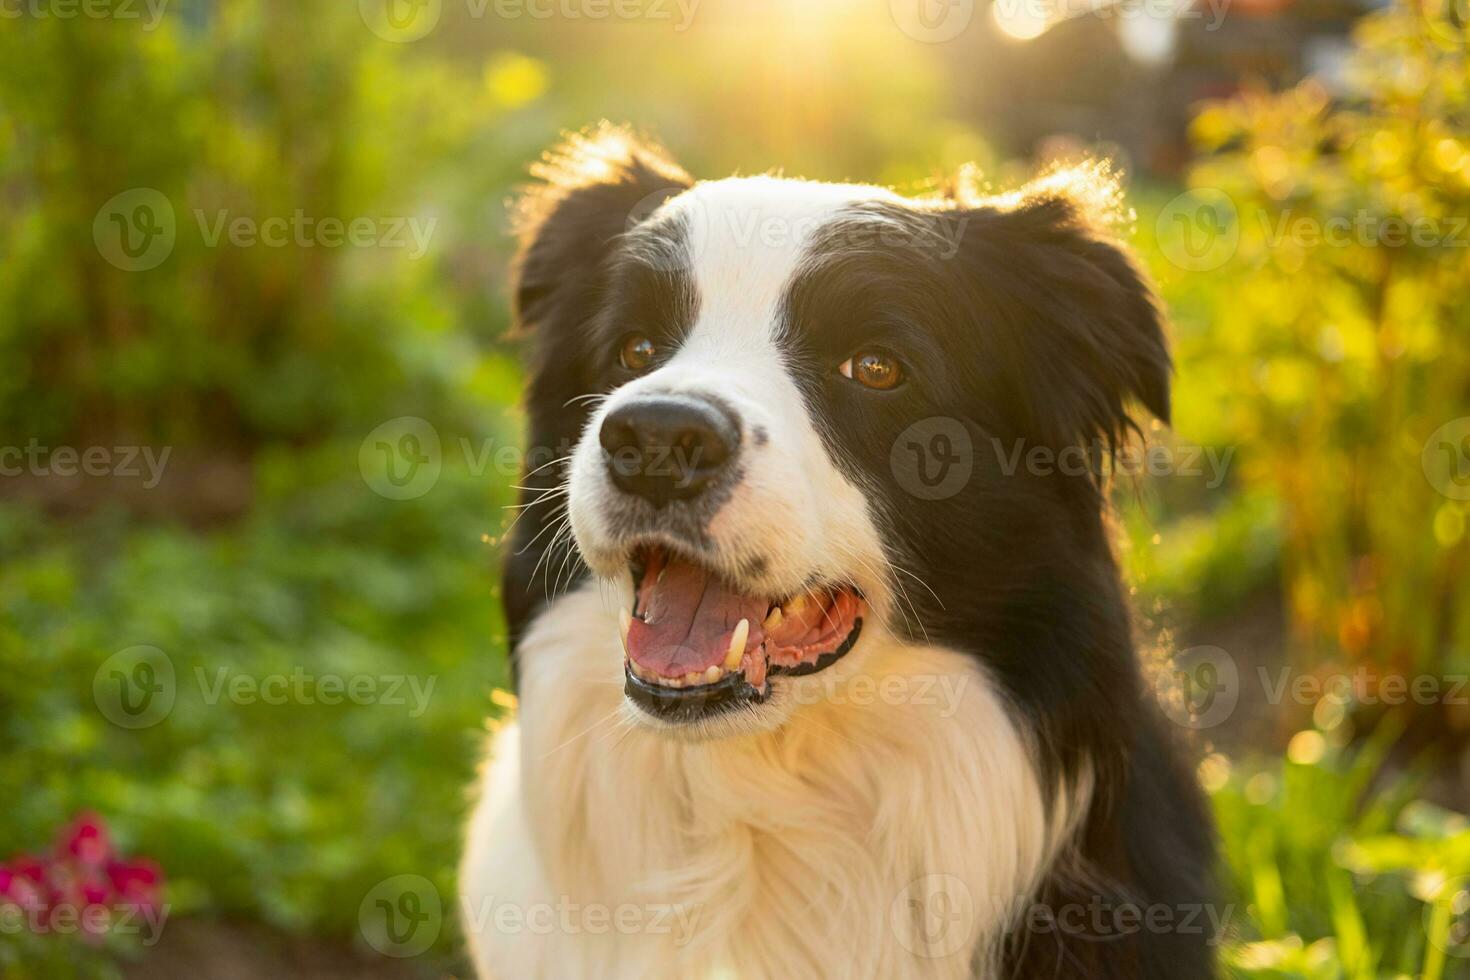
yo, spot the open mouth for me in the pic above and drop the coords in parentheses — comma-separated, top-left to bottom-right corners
(619, 545, 865, 722)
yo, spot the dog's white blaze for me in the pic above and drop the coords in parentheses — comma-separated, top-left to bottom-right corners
(568, 177, 902, 611)
(461, 583, 1081, 980)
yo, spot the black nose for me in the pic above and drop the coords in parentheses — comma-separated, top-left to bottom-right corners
(599, 395, 739, 506)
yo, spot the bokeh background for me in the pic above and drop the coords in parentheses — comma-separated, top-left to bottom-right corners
(1, 0, 1467, 976)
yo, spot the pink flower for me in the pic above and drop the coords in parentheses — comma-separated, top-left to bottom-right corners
(106, 858, 164, 913)
(56, 812, 113, 868)
(1, 812, 166, 941)
(4, 856, 52, 909)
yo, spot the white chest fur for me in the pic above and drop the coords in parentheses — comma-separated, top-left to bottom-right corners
(460, 584, 1077, 979)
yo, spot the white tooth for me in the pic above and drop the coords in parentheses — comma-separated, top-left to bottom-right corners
(763, 607, 783, 630)
(703, 665, 722, 685)
(665, 675, 684, 688)
(619, 608, 632, 651)
(726, 619, 750, 670)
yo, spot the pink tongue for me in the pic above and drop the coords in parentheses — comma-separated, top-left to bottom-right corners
(627, 557, 768, 678)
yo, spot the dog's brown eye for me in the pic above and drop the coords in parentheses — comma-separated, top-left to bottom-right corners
(620, 335, 657, 372)
(839, 350, 903, 391)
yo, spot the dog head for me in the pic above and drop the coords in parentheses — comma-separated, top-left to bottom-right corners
(505, 125, 1169, 739)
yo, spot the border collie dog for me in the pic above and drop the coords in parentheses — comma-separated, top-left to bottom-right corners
(461, 126, 1215, 979)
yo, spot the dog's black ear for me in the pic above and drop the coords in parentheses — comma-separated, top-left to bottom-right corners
(954, 165, 1171, 452)
(502, 126, 691, 677)
(511, 123, 692, 335)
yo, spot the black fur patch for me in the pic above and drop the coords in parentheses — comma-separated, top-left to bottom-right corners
(776, 180, 1213, 978)
(503, 126, 695, 674)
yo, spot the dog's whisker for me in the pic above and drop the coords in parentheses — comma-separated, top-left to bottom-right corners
(500, 480, 571, 540)
(522, 453, 575, 480)
(515, 509, 571, 559)
(538, 703, 624, 760)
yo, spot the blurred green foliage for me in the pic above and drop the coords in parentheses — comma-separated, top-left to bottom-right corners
(0, 446, 515, 975)
(1143, 1, 1470, 686)
(0, 3, 532, 446)
(0, 0, 1467, 976)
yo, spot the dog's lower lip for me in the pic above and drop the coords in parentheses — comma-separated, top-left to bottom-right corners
(621, 544, 866, 710)
(622, 616, 864, 723)
(624, 661, 768, 721)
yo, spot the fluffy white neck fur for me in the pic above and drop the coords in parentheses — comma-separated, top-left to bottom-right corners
(461, 583, 1081, 979)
